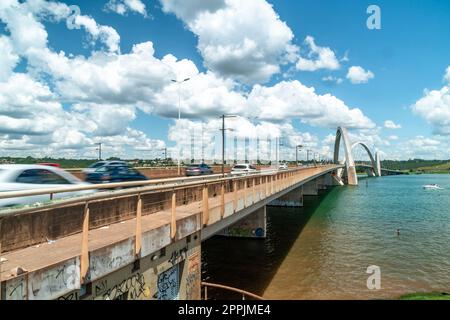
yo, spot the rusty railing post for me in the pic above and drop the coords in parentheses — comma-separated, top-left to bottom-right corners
(171, 191, 177, 239)
(202, 184, 209, 226)
(135, 194, 142, 257)
(81, 202, 90, 284)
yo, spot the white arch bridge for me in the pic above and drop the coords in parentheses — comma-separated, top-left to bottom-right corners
(333, 126, 404, 186)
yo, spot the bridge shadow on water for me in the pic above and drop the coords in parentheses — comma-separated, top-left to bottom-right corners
(201, 187, 335, 300)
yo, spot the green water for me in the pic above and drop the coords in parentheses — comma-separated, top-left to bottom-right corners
(202, 174, 450, 299)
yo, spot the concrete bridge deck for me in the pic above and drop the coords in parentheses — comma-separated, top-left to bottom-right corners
(0, 164, 341, 300)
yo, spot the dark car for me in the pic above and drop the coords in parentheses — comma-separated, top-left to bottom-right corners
(82, 160, 129, 174)
(85, 165, 148, 184)
(185, 163, 214, 176)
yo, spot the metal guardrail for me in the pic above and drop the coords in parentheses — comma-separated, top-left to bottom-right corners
(0, 165, 342, 218)
(202, 282, 265, 300)
(0, 166, 332, 201)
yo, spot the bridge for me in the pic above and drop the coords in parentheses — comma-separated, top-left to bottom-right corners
(0, 127, 401, 300)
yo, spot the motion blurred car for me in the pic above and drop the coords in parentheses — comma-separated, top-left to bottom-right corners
(85, 165, 148, 184)
(37, 162, 61, 167)
(230, 164, 258, 175)
(185, 164, 214, 176)
(0, 164, 95, 208)
(82, 160, 129, 174)
(278, 163, 288, 170)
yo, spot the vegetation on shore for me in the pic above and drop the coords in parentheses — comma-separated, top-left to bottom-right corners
(399, 292, 450, 300)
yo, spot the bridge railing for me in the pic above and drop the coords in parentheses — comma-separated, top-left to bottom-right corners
(201, 282, 265, 300)
(0, 165, 341, 294)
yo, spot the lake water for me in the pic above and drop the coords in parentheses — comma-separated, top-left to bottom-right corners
(202, 174, 450, 299)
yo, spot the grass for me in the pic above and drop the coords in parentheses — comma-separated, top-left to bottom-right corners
(399, 292, 450, 300)
(415, 162, 450, 172)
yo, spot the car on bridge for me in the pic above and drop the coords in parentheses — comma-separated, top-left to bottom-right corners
(278, 163, 288, 170)
(85, 165, 148, 184)
(0, 164, 95, 208)
(185, 163, 214, 176)
(82, 160, 129, 174)
(231, 164, 258, 175)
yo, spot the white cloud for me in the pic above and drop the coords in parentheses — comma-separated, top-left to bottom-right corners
(247, 80, 375, 129)
(388, 135, 399, 140)
(168, 118, 320, 162)
(0, 0, 121, 54)
(445, 66, 450, 83)
(160, 0, 296, 84)
(296, 36, 340, 72)
(106, 0, 148, 17)
(384, 120, 401, 129)
(0, 35, 19, 81)
(346, 66, 374, 84)
(412, 68, 450, 135)
(322, 76, 343, 85)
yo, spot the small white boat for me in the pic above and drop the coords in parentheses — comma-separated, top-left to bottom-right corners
(423, 184, 443, 190)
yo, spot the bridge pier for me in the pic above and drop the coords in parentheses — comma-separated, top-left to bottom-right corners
(268, 186, 303, 207)
(219, 206, 267, 238)
(303, 179, 319, 196)
(218, 206, 267, 239)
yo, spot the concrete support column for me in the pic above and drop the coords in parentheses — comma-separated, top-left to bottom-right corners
(220, 206, 266, 238)
(303, 179, 318, 196)
(268, 186, 303, 207)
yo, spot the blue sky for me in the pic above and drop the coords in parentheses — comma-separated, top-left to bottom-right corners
(0, 0, 449, 160)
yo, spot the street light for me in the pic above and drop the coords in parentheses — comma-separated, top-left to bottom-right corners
(171, 77, 190, 175)
(306, 149, 313, 165)
(295, 145, 303, 166)
(95, 142, 102, 160)
(220, 114, 237, 176)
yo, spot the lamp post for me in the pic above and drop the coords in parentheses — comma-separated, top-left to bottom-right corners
(307, 149, 313, 165)
(95, 142, 102, 160)
(171, 78, 190, 176)
(220, 114, 237, 176)
(296, 145, 303, 166)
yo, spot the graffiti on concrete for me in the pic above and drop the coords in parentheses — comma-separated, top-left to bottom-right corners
(57, 292, 79, 300)
(186, 251, 200, 300)
(157, 264, 179, 300)
(103, 273, 148, 300)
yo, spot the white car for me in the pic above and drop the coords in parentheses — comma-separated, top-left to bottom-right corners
(278, 163, 288, 170)
(231, 164, 258, 175)
(0, 164, 95, 208)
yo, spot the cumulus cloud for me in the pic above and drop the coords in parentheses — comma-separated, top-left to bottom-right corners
(0, 0, 378, 159)
(0, 0, 121, 54)
(412, 68, 450, 135)
(384, 120, 401, 129)
(105, 0, 148, 17)
(247, 81, 375, 129)
(0, 36, 20, 81)
(160, 0, 296, 84)
(322, 76, 343, 85)
(445, 66, 450, 83)
(346, 66, 374, 84)
(168, 118, 320, 162)
(296, 36, 340, 72)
